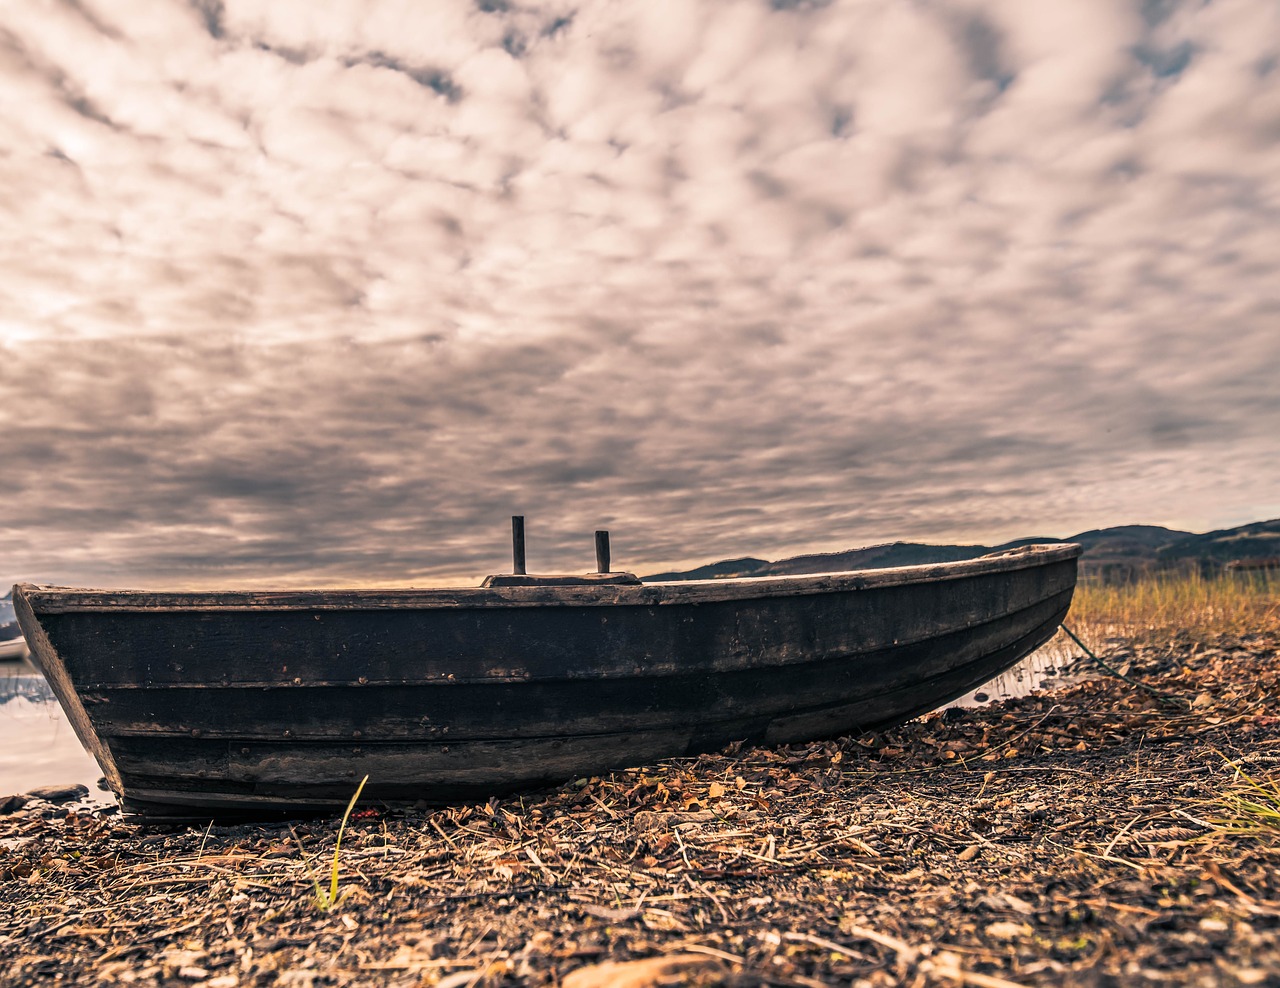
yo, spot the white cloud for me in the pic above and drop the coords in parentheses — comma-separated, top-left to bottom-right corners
(0, 0, 1277, 588)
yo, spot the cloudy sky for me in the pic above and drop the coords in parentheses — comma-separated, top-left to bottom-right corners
(1, 0, 1278, 589)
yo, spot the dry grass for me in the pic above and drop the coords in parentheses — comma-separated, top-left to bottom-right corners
(1067, 568, 1280, 644)
(1207, 758, 1280, 844)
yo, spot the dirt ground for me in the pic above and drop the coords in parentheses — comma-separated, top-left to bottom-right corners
(2, 632, 1278, 987)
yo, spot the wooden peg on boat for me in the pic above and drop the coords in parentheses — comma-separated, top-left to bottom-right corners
(512, 516, 526, 575)
(595, 531, 611, 574)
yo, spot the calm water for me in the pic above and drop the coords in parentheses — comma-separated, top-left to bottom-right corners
(1, 660, 105, 799)
(0, 641, 1082, 803)
(953, 638, 1081, 706)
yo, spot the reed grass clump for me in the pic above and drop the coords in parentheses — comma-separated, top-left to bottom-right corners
(1207, 760, 1280, 843)
(1068, 569, 1280, 644)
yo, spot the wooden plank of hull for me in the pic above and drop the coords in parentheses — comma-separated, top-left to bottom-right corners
(13, 544, 1080, 820)
(29, 558, 1077, 691)
(82, 591, 1071, 743)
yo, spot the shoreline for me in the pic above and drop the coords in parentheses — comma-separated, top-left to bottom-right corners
(2, 633, 1278, 986)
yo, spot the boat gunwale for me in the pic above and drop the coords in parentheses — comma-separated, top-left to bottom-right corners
(13, 543, 1081, 613)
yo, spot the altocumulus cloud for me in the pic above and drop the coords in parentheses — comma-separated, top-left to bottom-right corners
(1, 0, 1279, 588)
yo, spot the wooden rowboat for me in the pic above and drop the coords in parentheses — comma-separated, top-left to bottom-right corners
(12, 540, 1080, 820)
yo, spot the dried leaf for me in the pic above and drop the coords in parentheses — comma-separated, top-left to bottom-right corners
(562, 954, 721, 988)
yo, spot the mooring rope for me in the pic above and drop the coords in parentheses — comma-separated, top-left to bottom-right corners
(1059, 623, 1191, 710)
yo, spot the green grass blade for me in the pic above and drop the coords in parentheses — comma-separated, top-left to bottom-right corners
(326, 774, 370, 908)
(290, 826, 326, 905)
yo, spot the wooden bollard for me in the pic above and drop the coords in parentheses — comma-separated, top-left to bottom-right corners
(512, 516, 526, 575)
(595, 531, 610, 574)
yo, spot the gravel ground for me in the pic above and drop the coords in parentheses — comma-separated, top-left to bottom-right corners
(2, 632, 1278, 987)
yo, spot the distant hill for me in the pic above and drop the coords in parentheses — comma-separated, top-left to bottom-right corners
(642, 519, 1280, 583)
(642, 557, 771, 582)
(1156, 519, 1280, 570)
(1064, 525, 1196, 582)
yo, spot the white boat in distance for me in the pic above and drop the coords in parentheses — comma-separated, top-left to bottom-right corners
(0, 593, 29, 660)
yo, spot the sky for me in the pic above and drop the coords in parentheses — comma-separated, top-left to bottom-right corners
(1, 0, 1279, 589)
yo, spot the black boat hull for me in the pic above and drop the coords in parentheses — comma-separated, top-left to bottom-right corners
(14, 543, 1079, 819)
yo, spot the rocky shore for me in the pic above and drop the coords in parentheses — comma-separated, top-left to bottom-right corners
(2, 633, 1278, 986)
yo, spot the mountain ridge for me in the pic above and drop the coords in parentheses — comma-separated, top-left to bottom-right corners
(642, 519, 1280, 583)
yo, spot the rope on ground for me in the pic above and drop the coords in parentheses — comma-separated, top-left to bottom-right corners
(1059, 623, 1191, 710)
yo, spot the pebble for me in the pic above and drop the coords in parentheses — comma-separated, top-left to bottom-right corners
(24, 783, 89, 804)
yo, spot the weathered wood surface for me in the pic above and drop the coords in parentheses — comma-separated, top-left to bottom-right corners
(480, 571, 642, 587)
(100, 608, 1064, 819)
(78, 593, 1069, 741)
(28, 568, 1069, 686)
(13, 543, 1080, 820)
